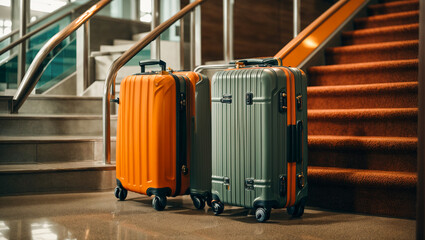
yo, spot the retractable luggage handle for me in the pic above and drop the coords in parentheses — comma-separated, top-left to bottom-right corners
(139, 59, 166, 73)
(193, 57, 282, 73)
(231, 58, 281, 67)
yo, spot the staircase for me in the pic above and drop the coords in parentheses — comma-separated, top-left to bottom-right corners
(0, 25, 186, 196)
(306, 0, 418, 218)
(0, 95, 117, 195)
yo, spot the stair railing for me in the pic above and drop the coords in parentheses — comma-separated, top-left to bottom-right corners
(102, 0, 206, 164)
(10, 0, 112, 113)
(274, 0, 369, 67)
(0, 1, 93, 56)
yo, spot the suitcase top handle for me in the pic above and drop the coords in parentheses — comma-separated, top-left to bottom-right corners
(139, 59, 166, 73)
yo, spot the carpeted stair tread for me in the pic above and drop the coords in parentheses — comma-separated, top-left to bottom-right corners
(342, 23, 418, 45)
(325, 40, 418, 64)
(308, 166, 416, 189)
(308, 135, 417, 151)
(308, 136, 417, 172)
(308, 59, 418, 86)
(307, 82, 418, 109)
(367, 0, 419, 15)
(305, 0, 418, 218)
(308, 108, 417, 137)
(308, 166, 416, 218)
(309, 108, 417, 120)
(355, 10, 419, 29)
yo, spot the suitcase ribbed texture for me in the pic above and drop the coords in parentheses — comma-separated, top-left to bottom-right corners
(117, 75, 177, 194)
(212, 68, 287, 208)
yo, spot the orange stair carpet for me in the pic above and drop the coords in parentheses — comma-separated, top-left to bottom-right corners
(306, 0, 418, 218)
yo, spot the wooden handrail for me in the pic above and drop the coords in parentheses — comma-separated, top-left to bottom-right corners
(12, 0, 111, 113)
(274, 0, 368, 67)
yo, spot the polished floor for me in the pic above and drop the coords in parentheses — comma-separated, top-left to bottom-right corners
(0, 191, 415, 240)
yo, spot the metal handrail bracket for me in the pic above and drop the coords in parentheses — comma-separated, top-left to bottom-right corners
(11, 0, 111, 113)
(103, 0, 205, 164)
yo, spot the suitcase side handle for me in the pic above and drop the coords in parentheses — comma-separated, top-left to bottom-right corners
(139, 59, 166, 73)
(296, 120, 303, 163)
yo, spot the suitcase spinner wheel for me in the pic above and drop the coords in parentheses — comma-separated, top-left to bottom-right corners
(114, 186, 127, 201)
(190, 194, 206, 210)
(211, 201, 224, 215)
(287, 198, 306, 217)
(152, 196, 167, 211)
(255, 207, 271, 223)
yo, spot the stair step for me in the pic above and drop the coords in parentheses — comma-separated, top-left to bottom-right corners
(308, 108, 417, 137)
(95, 55, 140, 81)
(0, 96, 11, 113)
(308, 59, 418, 86)
(16, 95, 104, 115)
(307, 82, 418, 109)
(113, 39, 137, 45)
(342, 23, 418, 45)
(99, 44, 136, 53)
(0, 161, 116, 196)
(368, 0, 419, 16)
(325, 40, 418, 65)
(0, 114, 117, 136)
(308, 135, 417, 171)
(355, 10, 419, 29)
(132, 32, 149, 41)
(0, 136, 116, 164)
(308, 166, 416, 218)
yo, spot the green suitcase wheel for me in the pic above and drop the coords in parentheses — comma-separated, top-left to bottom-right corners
(255, 207, 271, 223)
(212, 201, 224, 215)
(191, 195, 206, 210)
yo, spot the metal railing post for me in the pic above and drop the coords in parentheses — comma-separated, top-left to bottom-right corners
(77, 21, 90, 95)
(180, 17, 185, 70)
(17, 0, 28, 85)
(223, 0, 233, 62)
(151, 0, 160, 59)
(293, 0, 301, 37)
(192, 0, 202, 68)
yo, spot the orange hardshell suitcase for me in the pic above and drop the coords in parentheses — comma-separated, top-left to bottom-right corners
(114, 60, 193, 211)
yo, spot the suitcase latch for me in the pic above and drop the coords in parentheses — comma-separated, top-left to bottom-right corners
(220, 94, 232, 104)
(297, 174, 305, 189)
(223, 177, 230, 190)
(279, 175, 287, 197)
(279, 91, 287, 113)
(246, 93, 253, 105)
(181, 165, 188, 175)
(180, 93, 186, 110)
(245, 178, 254, 190)
(296, 95, 302, 110)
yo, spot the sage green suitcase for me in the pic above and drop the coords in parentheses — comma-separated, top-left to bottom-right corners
(210, 60, 308, 222)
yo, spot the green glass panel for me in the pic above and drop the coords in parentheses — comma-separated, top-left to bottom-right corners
(35, 38, 76, 91)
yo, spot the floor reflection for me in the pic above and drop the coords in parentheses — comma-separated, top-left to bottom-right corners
(0, 217, 156, 240)
(0, 219, 77, 240)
